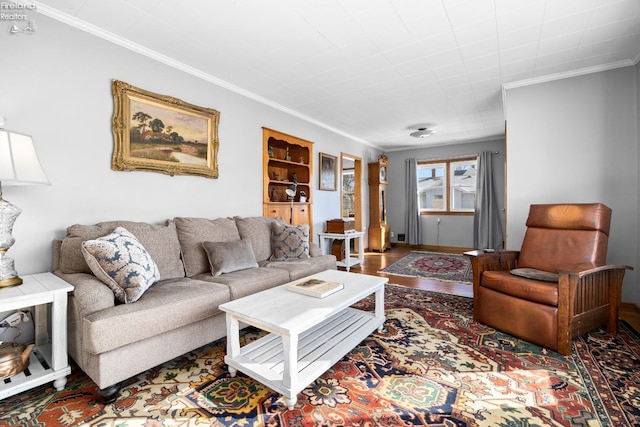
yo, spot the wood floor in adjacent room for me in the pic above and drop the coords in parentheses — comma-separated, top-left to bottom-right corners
(345, 245, 640, 333)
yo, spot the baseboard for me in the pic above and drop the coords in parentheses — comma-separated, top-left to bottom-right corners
(621, 301, 640, 312)
(393, 243, 475, 254)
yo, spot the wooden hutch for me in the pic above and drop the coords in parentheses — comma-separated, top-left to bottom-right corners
(262, 127, 313, 233)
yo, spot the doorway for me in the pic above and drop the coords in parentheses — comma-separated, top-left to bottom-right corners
(341, 153, 363, 246)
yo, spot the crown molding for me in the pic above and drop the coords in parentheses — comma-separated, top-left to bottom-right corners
(28, 2, 373, 147)
(502, 60, 636, 91)
(501, 59, 637, 120)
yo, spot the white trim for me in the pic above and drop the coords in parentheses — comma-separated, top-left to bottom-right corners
(502, 60, 635, 91)
(28, 2, 375, 148)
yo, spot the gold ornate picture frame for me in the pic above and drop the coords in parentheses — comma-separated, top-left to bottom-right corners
(319, 152, 338, 191)
(111, 80, 220, 178)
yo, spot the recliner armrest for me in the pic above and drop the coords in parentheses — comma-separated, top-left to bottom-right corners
(557, 263, 633, 277)
(470, 250, 519, 273)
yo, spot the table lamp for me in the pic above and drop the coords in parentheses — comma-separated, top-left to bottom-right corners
(0, 117, 50, 288)
(285, 182, 297, 224)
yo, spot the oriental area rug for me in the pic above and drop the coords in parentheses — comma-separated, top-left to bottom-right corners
(379, 251, 473, 283)
(1, 285, 639, 426)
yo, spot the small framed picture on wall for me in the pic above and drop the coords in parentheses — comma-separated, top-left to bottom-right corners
(319, 152, 338, 191)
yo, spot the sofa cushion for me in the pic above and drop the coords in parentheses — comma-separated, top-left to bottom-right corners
(174, 217, 241, 277)
(192, 267, 290, 300)
(82, 278, 230, 354)
(81, 227, 160, 304)
(234, 216, 281, 262)
(510, 268, 558, 282)
(203, 239, 259, 277)
(269, 222, 310, 261)
(60, 220, 184, 280)
(264, 255, 337, 281)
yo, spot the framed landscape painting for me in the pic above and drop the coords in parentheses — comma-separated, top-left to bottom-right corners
(111, 80, 220, 178)
(319, 152, 338, 191)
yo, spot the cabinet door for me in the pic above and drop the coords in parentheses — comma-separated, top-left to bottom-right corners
(264, 204, 290, 222)
(264, 203, 310, 226)
(292, 204, 310, 226)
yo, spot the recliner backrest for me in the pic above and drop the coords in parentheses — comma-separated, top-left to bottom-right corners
(517, 203, 611, 272)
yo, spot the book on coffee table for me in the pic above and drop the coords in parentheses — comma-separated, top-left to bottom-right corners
(287, 278, 344, 298)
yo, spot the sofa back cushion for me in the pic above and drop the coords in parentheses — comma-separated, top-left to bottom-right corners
(174, 217, 241, 276)
(59, 220, 185, 280)
(234, 216, 281, 262)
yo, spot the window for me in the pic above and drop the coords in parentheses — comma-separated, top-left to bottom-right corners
(342, 169, 355, 218)
(418, 157, 477, 213)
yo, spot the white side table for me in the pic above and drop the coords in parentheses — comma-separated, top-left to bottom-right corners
(318, 231, 365, 272)
(0, 273, 73, 400)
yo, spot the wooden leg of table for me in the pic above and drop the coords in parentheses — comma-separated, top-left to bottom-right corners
(282, 333, 298, 410)
(226, 314, 240, 377)
(344, 237, 352, 271)
(51, 292, 69, 372)
(53, 377, 67, 391)
(34, 304, 47, 347)
(318, 236, 326, 255)
(375, 287, 385, 332)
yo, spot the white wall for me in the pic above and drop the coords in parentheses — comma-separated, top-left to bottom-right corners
(386, 139, 506, 248)
(637, 62, 640, 307)
(0, 15, 373, 276)
(504, 66, 638, 304)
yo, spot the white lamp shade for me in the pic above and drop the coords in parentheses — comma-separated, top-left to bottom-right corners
(0, 130, 50, 186)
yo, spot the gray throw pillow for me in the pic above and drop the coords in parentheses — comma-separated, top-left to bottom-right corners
(510, 268, 559, 282)
(203, 239, 259, 277)
(269, 222, 310, 261)
(81, 227, 160, 303)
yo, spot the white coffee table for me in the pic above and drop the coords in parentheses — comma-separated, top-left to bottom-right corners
(219, 270, 387, 410)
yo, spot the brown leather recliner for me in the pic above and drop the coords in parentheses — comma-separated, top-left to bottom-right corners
(469, 203, 632, 355)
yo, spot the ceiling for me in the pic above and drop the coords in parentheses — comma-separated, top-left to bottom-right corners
(32, 0, 640, 150)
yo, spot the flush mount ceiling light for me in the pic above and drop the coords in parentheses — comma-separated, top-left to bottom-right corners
(409, 127, 436, 138)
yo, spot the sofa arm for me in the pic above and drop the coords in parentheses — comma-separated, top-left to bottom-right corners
(309, 242, 323, 257)
(54, 270, 115, 318)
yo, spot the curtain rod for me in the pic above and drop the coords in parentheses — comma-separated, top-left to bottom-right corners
(417, 151, 499, 162)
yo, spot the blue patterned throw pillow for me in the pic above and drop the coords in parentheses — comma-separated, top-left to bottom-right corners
(269, 222, 310, 261)
(81, 227, 160, 303)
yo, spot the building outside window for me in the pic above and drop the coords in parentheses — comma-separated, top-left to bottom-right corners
(418, 157, 477, 214)
(342, 169, 355, 218)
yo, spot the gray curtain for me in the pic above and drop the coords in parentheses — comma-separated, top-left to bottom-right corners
(473, 151, 504, 249)
(405, 158, 421, 245)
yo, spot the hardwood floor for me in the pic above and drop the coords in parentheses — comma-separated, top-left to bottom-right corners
(345, 245, 640, 332)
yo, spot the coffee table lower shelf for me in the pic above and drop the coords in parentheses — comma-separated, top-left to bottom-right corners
(225, 308, 383, 409)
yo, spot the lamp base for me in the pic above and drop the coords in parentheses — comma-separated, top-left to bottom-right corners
(0, 275, 22, 288)
(0, 196, 23, 288)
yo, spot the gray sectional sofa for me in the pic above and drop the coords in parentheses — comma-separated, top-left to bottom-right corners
(52, 215, 336, 401)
